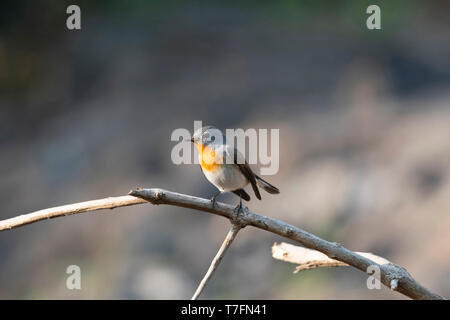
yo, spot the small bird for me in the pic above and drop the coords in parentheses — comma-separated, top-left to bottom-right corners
(190, 126, 279, 211)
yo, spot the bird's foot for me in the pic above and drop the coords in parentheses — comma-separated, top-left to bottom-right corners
(210, 191, 222, 209)
(235, 200, 245, 216)
(232, 200, 248, 228)
(210, 197, 217, 209)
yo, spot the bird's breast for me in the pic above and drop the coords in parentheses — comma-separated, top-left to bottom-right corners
(196, 144, 222, 173)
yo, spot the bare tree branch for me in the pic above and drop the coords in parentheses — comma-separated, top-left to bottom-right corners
(192, 223, 241, 300)
(128, 188, 446, 300)
(0, 195, 147, 231)
(0, 187, 445, 300)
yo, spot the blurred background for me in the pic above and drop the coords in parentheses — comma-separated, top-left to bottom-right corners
(0, 0, 449, 299)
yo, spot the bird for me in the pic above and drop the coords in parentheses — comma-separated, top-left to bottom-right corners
(190, 126, 279, 211)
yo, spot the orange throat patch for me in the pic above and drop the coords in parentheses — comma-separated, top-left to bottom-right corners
(195, 143, 221, 173)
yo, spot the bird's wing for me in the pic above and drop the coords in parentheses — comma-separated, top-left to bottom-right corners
(225, 145, 261, 200)
(232, 189, 251, 201)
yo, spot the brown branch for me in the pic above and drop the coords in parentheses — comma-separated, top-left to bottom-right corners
(0, 195, 147, 231)
(191, 223, 241, 300)
(0, 187, 445, 300)
(272, 242, 390, 273)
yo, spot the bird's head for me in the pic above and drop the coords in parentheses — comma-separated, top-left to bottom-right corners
(191, 126, 223, 147)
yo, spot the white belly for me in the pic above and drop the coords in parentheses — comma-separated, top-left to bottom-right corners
(202, 164, 249, 192)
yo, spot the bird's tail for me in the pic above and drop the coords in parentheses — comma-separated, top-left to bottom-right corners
(255, 175, 280, 194)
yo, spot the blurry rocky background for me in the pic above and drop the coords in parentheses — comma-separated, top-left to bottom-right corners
(0, 0, 449, 299)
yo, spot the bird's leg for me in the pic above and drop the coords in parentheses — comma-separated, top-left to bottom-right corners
(210, 191, 221, 208)
(235, 195, 243, 215)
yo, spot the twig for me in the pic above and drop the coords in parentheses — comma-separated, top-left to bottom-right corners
(0, 195, 147, 231)
(272, 242, 390, 272)
(191, 223, 241, 300)
(0, 187, 445, 300)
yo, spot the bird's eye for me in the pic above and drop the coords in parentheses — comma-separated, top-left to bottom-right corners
(211, 136, 215, 141)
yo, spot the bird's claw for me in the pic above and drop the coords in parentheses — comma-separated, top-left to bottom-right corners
(210, 198, 217, 209)
(235, 202, 244, 215)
